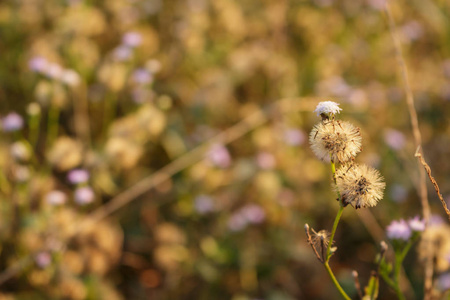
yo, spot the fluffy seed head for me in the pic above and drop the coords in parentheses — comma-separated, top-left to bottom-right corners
(309, 120, 362, 163)
(314, 101, 342, 117)
(336, 164, 385, 209)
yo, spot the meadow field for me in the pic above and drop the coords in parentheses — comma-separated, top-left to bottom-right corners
(0, 0, 449, 299)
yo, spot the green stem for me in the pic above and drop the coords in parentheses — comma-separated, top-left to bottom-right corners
(324, 261, 351, 300)
(323, 157, 350, 299)
(393, 250, 406, 300)
(392, 240, 414, 300)
(326, 205, 344, 261)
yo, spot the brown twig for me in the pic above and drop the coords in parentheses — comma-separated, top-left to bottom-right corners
(415, 146, 450, 220)
(384, 2, 433, 298)
(304, 224, 323, 263)
(352, 270, 363, 299)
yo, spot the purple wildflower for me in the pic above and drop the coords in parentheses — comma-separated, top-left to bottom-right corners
(74, 187, 95, 205)
(113, 45, 133, 61)
(194, 195, 215, 214)
(67, 169, 89, 184)
(35, 251, 51, 268)
(384, 129, 406, 150)
(2, 113, 24, 132)
(207, 144, 231, 168)
(227, 212, 247, 232)
(386, 219, 412, 241)
(241, 204, 266, 224)
(122, 31, 142, 47)
(28, 56, 48, 73)
(438, 273, 450, 291)
(132, 68, 153, 85)
(408, 216, 425, 232)
(256, 152, 276, 170)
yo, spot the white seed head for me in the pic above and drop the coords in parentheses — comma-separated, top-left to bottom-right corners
(309, 120, 362, 163)
(314, 101, 342, 117)
(335, 164, 385, 209)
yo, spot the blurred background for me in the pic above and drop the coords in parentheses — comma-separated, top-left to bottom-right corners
(0, 0, 449, 299)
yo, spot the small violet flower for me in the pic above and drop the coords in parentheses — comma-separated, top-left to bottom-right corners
(2, 113, 24, 132)
(67, 169, 90, 184)
(227, 212, 247, 232)
(241, 204, 266, 224)
(256, 152, 276, 170)
(132, 68, 153, 85)
(384, 129, 406, 150)
(408, 216, 425, 232)
(207, 144, 231, 168)
(35, 251, 52, 268)
(74, 187, 95, 205)
(386, 219, 412, 241)
(313, 101, 342, 117)
(122, 31, 142, 47)
(28, 56, 48, 73)
(438, 273, 450, 291)
(194, 195, 215, 214)
(113, 45, 133, 61)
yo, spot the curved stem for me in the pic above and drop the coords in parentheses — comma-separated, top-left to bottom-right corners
(324, 261, 351, 300)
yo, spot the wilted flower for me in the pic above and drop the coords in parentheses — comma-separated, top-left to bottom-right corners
(74, 187, 95, 205)
(311, 229, 331, 250)
(336, 164, 385, 208)
(309, 120, 362, 163)
(313, 101, 342, 117)
(2, 112, 24, 132)
(45, 190, 67, 206)
(386, 219, 412, 241)
(67, 169, 90, 184)
(408, 216, 425, 232)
